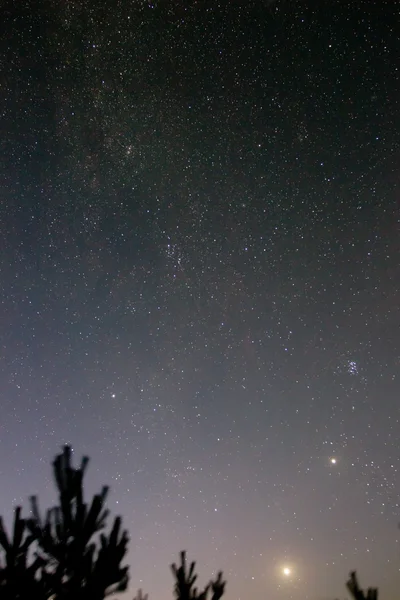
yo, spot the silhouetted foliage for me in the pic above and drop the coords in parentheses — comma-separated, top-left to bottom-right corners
(346, 571, 378, 600)
(0, 446, 225, 600)
(171, 552, 226, 600)
(0, 445, 129, 600)
(27, 445, 129, 600)
(0, 506, 48, 600)
(131, 552, 226, 600)
(132, 588, 149, 600)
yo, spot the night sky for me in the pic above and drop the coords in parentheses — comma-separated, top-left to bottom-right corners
(1, 1, 400, 599)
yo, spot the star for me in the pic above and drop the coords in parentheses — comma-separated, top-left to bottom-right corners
(0, 3, 397, 600)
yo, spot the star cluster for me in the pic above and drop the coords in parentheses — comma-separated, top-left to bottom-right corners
(0, 1, 399, 599)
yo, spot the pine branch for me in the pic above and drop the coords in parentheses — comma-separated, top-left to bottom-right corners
(171, 551, 225, 600)
(27, 445, 129, 600)
(346, 571, 378, 600)
(0, 506, 48, 599)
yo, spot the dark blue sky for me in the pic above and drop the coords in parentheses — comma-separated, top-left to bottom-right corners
(0, 1, 399, 599)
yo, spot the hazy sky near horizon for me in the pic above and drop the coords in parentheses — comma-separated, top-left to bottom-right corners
(0, 1, 399, 599)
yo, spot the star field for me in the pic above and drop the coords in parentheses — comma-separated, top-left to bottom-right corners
(0, 1, 399, 599)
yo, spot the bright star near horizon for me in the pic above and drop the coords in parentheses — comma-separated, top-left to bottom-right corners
(2, 4, 399, 600)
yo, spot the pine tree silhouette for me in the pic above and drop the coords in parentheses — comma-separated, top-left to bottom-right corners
(346, 571, 378, 600)
(27, 445, 129, 600)
(171, 551, 226, 600)
(0, 446, 226, 600)
(132, 588, 149, 600)
(0, 506, 48, 600)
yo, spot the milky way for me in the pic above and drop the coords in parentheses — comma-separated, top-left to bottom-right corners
(0, 2, 399, 599)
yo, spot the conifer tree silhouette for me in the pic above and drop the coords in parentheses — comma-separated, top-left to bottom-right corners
(0, 446, 226, 600)
(27, 445, 129, 600)
(0, 506, 48, 599)
(346, 571, 378, 600)
(171, 551, 226, 600)
(132, 588, 149, 600)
